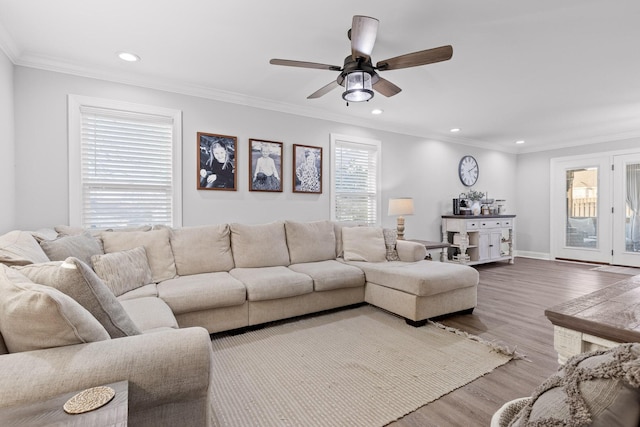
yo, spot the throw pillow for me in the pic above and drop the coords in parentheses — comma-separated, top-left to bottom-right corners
(170, 224, 235, 275)
(230, 222, 290, 268)
(342, 227, 387, 262)
(285, 220, 337, 264)
(0, 265, 110, 353)
(14, 258, 141, 338)
(506, 343, 640, 427)
(100, 228, 176, 282)
(382, 228, 401, 261)
(91, 247, 153, 296)
(39, 232, 104, 266)
(0, 230, 50, 266)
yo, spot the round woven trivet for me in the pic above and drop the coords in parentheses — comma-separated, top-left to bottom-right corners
(63, 386, 116, 414)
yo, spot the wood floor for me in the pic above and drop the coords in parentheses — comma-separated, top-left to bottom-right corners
(388, 257, 632, 427)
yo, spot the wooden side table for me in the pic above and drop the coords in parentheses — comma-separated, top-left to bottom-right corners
(407, 239, 451, 261)
(0, 380, 128, 426)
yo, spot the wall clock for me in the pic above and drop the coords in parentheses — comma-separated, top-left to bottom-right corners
(458, 155, 479, 187)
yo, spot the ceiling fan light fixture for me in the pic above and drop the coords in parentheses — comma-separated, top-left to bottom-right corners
(342, 70, 374, 102)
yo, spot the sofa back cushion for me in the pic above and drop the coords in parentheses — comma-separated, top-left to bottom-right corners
(100, 228, 176, 282)
(15, 258, 141, 338)
(0, 230, 50, 266)
(39, 231, 104, 266)
(170, 224, 235, 275)
(230, 222, 290, 268)
(285, 220, 336, 264)
(91, 247, 153, 296)
(342, 227, 387, 262)
(0, 265, 110, 352)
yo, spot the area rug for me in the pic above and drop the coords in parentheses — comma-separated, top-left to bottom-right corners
(591, 265, 640, 275)
(209, 305, 519, 427)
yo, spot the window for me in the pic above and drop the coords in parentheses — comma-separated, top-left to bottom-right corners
(68, 95, 182, 229)
(330, 134, 381, 225)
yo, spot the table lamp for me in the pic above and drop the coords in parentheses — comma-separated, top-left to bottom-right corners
(388, 198, 414, 240)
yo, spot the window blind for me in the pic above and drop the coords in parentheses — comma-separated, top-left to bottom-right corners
(79, 106, 175, 229)
(334, 140, 379, 225)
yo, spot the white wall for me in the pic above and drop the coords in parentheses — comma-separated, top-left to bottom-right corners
(12, 66, 516, 242)
(0, 49, 14, 232)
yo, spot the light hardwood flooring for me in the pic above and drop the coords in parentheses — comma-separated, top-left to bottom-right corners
(389, 257, 632, 427)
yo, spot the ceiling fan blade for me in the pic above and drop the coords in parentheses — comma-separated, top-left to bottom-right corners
(373, 77, 402, 97)
(307, 81, 340, 99)
(350, 15, 379, 60)
(376, 45, 453, 71)
(270, 59, 342, 71)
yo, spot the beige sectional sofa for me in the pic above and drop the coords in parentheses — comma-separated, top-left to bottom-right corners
(0, 219, 479, 426)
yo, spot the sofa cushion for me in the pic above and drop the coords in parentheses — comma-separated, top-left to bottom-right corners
(0, 230, 50, 266)
(170, 224, 235, 275)
(14, 258, 141, 338)
(100, 228, 176, 282)
(505, 343, 640, 427)
(119, 297, 179, 332)
(39, 232, 104, 266)
(342, 227, 387, 262)
(285, 220, 337, 264)
(288, 260, 365, 292)
(348, 260, 478, 297)
(0, 265, 110, 352)
(158, 272, 246, 313)
(91, 247, 153, 296)
(230, 222, 290, 268)
(230, 266, 312, 301)
(117, 283, 158, 301)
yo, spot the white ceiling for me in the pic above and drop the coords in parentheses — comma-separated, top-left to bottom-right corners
(1, 0, 640, 153)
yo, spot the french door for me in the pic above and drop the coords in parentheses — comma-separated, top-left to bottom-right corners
(551, 156, 611, 263)
(612, 154, 640, 267)
(552, 151, 640, 267)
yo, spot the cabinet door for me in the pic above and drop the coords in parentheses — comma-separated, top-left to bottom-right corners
(489, 231, 502, 259)
(478, 232, 490, 261)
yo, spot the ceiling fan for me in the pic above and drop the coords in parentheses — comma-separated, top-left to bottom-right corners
(269, 15, 453, 104)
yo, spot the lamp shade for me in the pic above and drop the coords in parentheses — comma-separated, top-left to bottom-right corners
(388, 198, 414, 216)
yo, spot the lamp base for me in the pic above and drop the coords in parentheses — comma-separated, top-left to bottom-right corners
(397, 216, 405, 240)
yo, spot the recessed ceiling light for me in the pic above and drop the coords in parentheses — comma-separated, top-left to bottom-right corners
(371, 109, 383, 115)
(118, 52, 141, 62)
(450, 128, 460, 133)
(515, 140, 525, 144)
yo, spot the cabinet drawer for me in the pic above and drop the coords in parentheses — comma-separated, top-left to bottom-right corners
(480, 220, 502, 228)
(466, 220, 479, 230)
(501, 220, 512, 228)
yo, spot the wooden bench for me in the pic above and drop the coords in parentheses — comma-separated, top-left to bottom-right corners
(544, 275, 640, 364)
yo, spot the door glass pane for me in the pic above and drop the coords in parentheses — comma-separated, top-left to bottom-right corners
(565, 167, 598, 248)
(625, 163, 640, 252)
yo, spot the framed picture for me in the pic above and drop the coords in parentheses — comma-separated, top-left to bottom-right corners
(249, 139, 283, 192)
(293, 144, 322, 194)
(197, 132, 237, 191)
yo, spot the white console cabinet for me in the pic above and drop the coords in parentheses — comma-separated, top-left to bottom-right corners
(441, 215, 515, 265)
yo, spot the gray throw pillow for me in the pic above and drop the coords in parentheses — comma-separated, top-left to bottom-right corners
(14, 258, 141, 338)
(507, 343, 640, 427)
(40, 231, 104, 266)
(0, 265, 110, 352)
(382, 228, 401, 261)
(91, 247, 153, 296)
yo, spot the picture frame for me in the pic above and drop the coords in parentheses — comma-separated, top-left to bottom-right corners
(197, 132, 237, 191)
(249, 139, 283, 192)
(293, 144, 322, 194)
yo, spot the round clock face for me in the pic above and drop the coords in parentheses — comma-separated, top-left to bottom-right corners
(458, 155, 479, 187)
